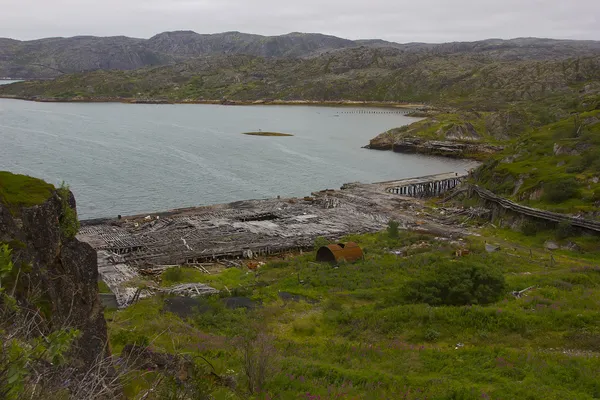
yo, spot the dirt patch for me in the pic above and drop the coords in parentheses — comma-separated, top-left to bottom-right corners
(163, 297, 210, 318)
(222, 297, 259, 310)
(278, 291, 319, 304)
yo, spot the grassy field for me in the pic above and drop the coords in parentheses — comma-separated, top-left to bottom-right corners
(106, 227, 600, 399)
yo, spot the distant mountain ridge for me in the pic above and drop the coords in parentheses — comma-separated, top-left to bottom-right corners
(1, 31, 600, 78)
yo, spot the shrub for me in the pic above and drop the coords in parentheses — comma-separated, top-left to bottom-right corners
(0, 244, 14, 292)
(521, 220, 542, 236)
(111, 330, 150, 347)
(57, 183, 80, 239)
(542, 178, 581, 203)
(1, 245, 81, 400)
(424, 328, 440, 342)
(555, 221, 575, 240)
(162, 267, 184, 284)
(387, 220, 400, 239)
(237, 332, 278, 394)
(292, 318, 317, 336)
(404, 260, 506, 306)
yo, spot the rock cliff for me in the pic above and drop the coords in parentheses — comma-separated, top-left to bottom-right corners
(0, 172, 108, 368)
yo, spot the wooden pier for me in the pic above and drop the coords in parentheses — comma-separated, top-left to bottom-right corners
(384, 172, 466, 198)
(339, 109, 413, 115)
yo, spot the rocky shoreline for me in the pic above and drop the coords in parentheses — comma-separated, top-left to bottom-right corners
(0, 94, 426, 109)
(365, 137, 504, 160)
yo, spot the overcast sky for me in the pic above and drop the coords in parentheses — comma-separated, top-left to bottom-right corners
(1, 0, 598, 42)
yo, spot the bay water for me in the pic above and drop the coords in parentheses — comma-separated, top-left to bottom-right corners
(0, 97, 474, 219)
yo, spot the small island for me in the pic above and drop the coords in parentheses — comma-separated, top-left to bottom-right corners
(242, 131, 294, 137)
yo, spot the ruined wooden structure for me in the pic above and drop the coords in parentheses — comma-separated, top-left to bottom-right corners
(79, 172, 475, 307)
(471, 186, 600, 233)
(385, 172, 466, 198)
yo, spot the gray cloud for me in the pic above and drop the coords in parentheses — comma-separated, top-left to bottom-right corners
(1, 0, 598, 42)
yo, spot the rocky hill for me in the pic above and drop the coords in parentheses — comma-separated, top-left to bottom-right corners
(1, 30, 600, 79)
(0, 172, 112, 398)
(2, 46, 599, 111)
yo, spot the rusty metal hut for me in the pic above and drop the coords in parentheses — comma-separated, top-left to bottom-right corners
(316, 242, 364, 263)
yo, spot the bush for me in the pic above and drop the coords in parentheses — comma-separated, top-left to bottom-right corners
(424, 328, 440, 342)
(111, 330, 150, 347)
(555, 221, 575, 240)
(521, 220, 542, 236)
(542, 178, 581, 203)
(1, 245, 80, 400)
(237, 332, 278, 394)
(57, 183, 80, 239)
(592, 188, 600, 202)
(162, 267, 184, 284)
(387, 220, 400, 239)
(404, 261, 506, 306)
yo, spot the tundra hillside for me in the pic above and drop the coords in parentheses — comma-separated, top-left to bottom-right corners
(1, 32, 599, 79)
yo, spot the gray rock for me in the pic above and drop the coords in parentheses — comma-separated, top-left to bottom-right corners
(485, 243, 500, 253)
(0, 192, 109, 369)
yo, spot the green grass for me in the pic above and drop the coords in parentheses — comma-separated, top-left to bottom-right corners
(98, 280, 112, 294)
(0, 171, 54, 214)
(160, 267, 253, 290)
(472, 109, 600, 215)
(106, 229, 600, 399)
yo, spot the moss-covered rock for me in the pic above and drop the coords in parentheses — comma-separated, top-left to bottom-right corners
(0, 171, 54, 215)
(0, 171, 109, 370)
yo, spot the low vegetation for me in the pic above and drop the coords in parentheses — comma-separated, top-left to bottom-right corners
(0, 243, 82, 400)
(1, 49, 598, 110)
(473, 108, 600, 215)
(57, 182, 80, 239)
(0, 171, 54, 215)
(105, 227, 600, 399)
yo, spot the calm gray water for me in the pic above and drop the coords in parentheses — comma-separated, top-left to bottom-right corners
(0, 98, 474, 219)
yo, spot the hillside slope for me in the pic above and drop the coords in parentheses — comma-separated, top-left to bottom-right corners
(2, 47, 599, 111)
(1, 31, 600, 78)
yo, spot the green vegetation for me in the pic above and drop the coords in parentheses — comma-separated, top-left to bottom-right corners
(386, 219, 400, 239)
(473, 109, 600, 215)
(1, 35, 600, 399)
(57, 182, 80, 239)
(0, 244, 14, 292)
(402, 260, 506, 306)
(0, 171, 54, 215)
(2, 48, 597, 109)
(106, 229, 600, 399)
(98, 280, 112, 294)
(1, 242, 80, 400)
(242, 132, 294, 137)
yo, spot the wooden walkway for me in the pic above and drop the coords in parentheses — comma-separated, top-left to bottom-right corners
(383, 172, 467, 198)
(383, 173, 600, 233)
(472, 186, 600, 233)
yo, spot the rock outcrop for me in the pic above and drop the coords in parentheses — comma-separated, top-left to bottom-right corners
(0, 177, 108, 368)
(392, 138, 503, 158)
